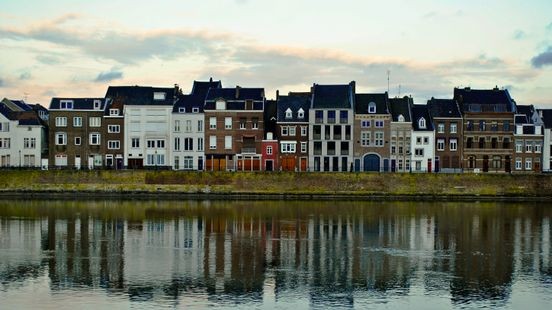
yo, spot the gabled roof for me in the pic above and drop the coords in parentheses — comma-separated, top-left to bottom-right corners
(427, 98, 462, 118)
(0, 101, 45, 126)
(389, 96, 413, 122)
(411, 104, 434, 131)
(1, 98, 34, 112)
(276, 93, 310, 122)
(105, 86, 176, 106)
(191, 79, 222, 98)
(538, 109, 552, 128)
(355, 93, 389, 114)
(311, 82, 354, 109)
(49, 97, 108, 110)
(454, 87, 516, 112)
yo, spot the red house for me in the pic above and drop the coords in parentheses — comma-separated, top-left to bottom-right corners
(262, 132, 279, 171)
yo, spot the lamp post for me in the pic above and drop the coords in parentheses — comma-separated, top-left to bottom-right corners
(19, 150, 21, 168)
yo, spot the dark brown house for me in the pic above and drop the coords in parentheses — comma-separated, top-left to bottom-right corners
(48, 98, 109, 169)
(427, 98, 463, 172)
(204, 86, 265, 171)
(275, 92, 310, 171)
(103, 97, 124, 169)
(455, 87, 516, 173)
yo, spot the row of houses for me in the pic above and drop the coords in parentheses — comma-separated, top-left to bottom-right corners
(1, 79, 552, 173)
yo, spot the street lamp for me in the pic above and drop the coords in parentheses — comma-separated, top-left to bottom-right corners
(19, 150, 21, 168)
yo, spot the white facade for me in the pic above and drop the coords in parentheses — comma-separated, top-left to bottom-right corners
(410, 128, 435, 172)
(308, 109, 354, 171)
(0, 113, 45, 168)
(170, 111, 205, 170)
(543, 128, 552, 172)
(124, 105, 172, 168)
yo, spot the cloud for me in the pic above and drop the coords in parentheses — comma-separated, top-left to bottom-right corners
(531, 47, 552, 68)
(36, 54, 63, 65)
(547, 22, 552, 32)
(0, 78, 4, 87)
(94, 69, 123, 82)
(513, 30, 526, 40)
(19, 71, 31, 80)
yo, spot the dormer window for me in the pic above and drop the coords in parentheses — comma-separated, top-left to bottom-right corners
(60, 100, 73, 110)
(298, 108, 305, 119)
(93, 100, 102, 110)
(192, 107, 199, 113)
(285, 108, 292, 119)
(178, 107, 185, 113)
(216, 99, 226, 110)
(398, 114, 405, 122)
(418, 117, 426, 129)
(368, 102, 376, 114)
(153, 92, 166, 101)
(109, 109, 119, 116)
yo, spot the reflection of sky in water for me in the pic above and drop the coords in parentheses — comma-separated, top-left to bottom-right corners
(0, 200, 551, 309)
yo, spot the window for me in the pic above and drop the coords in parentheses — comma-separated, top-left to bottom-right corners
(340, 110, 348, 123)
(515, 158, 522, 170)
(535, 143, 542, 153)
(418, 117, 426, 129)
(525, 158, 532, 170)
(153, 92, 166, 100)
(252, 118, 259, 129)
(503, 121, 510, 132)
(492, 156, 501, 169)
(89, 117, 101, 127)
(225, 117, 232, 129)
(108, 125, 120, 133)
(211, 136, 220, 150)
(525, 142, 533, 153)
(313, 142, 322, 155)
(281, 142, 296, 153)
(109, 109, 119, 116)
(391, 143, 396, 154)
(437, 139, 445, 151)
(281, 126, 288, 136)
(0, 122, 9, 132)
(327, 110, 336, 123)
(313, 125, 321, 140)
(327, 142, 335, 155)
(192, 107, 200, 113)
(239, 118, 246, 129)
(341, 141, 349, 155)
(289, 126, 296, 136)
(491, 122, 498, 131)
(301, 126, 308, 136)
(375, 120, 384, 128)
(93, 100, 102, 109)
(73, 117, 82, 127)
(298, 108, 305, 119)
(198, 120, 204, 132)
(184, 138, 193, 151)
(55, 117, 67, 127)
(179, 107, 185, 113)
(54, 155, 67, 167)
(415, 148, 424, 156)
(437, 123, 445, 133)
(0, 138, 10, 148)
(197, 137, 204, 151)
(398, 114, 405, 122)
(174, 156, 179, 170)
(89, 133, 101, 145)
(467, 120, 473, 131)
(23, 155, 35, 167)
(75, 137, 81, 145)
(209, 117, 217, 129)
(131, 138, 140, 148)
(60, 100, 73, 109)
(183, 156, 193, 169)
(24, 138, 36, 149)
(174, 137, 181, 151)
(266, 145, 273, 155)
(224, 136, 232, 149)
(360, 131, 370, 146)
(315, 110, 323, 123)
(450, 139, 458, 151)
(416, 137, 422, 144)
(375, 132, 384, 146)
(361, 120, 370, 128)
(479, 120, 486, 131)
(55, 133, 66, 145)
(157, 140, 165, 148)
(450, 123, 457, 134)
(415, 161, 422, 171)
(423, 137, 429, 144)
(368, 102, 376, 113)
(216, 100, 225, 110)
(147, 140, 155, 148)
(108, 140, 120, 149)
(185, 120, 192, 132)
(174, 120, 181, 132)
(285, 108, 292, 119)
(301, 142, 307, 153)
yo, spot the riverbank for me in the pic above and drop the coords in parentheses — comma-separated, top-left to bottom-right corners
(1, 170, 551, 201)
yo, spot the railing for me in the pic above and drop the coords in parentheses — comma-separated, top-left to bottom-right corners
(241, 147, 257, 154)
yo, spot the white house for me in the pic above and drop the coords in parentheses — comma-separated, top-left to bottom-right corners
(106, 86, 176, 169)
(0, 98, 47, 168)
(410, 104, 435, 172)
(538, 109, 552, 172)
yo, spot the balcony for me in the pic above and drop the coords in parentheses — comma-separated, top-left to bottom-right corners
(241, 147, 257, 154)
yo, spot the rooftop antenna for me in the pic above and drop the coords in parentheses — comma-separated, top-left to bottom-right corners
(387, 70, 390, 94)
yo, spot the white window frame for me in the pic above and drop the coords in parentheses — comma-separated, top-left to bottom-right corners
(74, 136, 81, 146)
(108, 140, 120, 150)
(131, 138, 140, 148)
(225, 117, 232, 129)
(89, 133, 101, 145)
(437, 139, 445, 151)
(450, 138, 458, 151)
(108, 125, 120, 133)
(301, 142, 307, 153)
(301, 126, 308, 136)
(209, 117, 217, 129)
(55, 132, 67, 145)
(73, 117, 82, 127)
(210, 136, 217, 149)
(55, 117, 67, 127)
(224, 136, 232, 149)
(89, 117, 101, 127)
(109, 109, 119, 116)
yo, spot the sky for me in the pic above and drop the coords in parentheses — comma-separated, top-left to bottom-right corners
(1, 0, 552, 107)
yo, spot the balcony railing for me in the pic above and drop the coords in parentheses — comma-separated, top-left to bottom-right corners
(241, 147, 257, 154)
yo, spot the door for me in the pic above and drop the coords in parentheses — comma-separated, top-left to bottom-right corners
(75, 156, 81, 170)
(88, 156, 94, 170)
(483, 155, 489, 172)
(383, 159, 389, 172)
(116, 158, 123, 170)
(505, 156, 511, 173)
(300, 158, 307, 172)
(391, 159, 396, 172)
(363, 154, 380, 172)
(434, 157, 440, 172)
(266, 160, 273, 171)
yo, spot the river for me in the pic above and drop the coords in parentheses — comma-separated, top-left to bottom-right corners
(0, 199, 551, 309)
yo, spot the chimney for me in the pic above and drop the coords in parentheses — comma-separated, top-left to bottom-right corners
(174, 84, 179, 98)
(276, 90, 279, 99)
(235, 86, 241, 99)
(209, 77, 213, 83)
(350, 81, 356, 94)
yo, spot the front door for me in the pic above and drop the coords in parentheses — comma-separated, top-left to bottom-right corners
(266, 160, 273, 171)
(363, 154, 380, 172)
(75, 156, 81, 170)
(88, 156, 94, 170)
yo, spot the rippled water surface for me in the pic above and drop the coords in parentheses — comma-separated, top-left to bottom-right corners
(1, 199, 551, 309)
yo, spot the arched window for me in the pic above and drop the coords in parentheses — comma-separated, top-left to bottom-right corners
(418, 117, 426, 129)
(368, 102, 376, 113)
(398, 114, 405, 122)
(285, 108, 292, 119)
